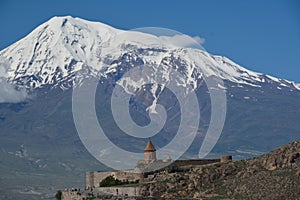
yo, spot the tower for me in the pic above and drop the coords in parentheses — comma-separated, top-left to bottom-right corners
(144, 139, 157, 163)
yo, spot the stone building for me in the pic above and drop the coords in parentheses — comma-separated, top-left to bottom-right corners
(85, 139, 231, 188)
(86, 170, 142, 188)
(144, 140, 157, 163)
(86, 139, 159, 188)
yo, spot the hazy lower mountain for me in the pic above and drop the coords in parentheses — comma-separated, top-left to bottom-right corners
(0, 16, 299, 199)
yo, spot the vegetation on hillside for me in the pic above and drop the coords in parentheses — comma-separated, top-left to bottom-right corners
(99, 175, 139, 187)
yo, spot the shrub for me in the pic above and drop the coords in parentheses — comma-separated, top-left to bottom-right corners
(99, 175, 122, 187)
(55, 190, 62, 200)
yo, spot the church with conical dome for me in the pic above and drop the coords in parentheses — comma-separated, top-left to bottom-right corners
(144, 139, 157, 163)
(85, 139, 228, 192)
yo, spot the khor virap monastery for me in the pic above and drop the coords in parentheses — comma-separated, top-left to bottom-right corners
(86, 140, 232, 189)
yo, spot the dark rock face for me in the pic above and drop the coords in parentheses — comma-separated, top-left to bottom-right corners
(138, 140, 300, 199)
(259, 140, 300, 170)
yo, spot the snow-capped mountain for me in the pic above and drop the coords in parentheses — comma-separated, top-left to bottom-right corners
(1, 16, 300, 199)
(1, 16, 299, 92)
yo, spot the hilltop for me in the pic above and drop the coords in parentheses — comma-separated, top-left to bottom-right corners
(135, 139, 300, 199)
(60, 139, 300, 199)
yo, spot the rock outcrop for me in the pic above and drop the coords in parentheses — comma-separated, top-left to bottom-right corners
(137, 140, 300, 199)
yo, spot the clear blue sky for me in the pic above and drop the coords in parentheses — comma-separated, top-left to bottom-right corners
(1, 0, 299, 82)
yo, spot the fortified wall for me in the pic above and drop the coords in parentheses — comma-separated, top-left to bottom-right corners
(86, 170, 143, 188)
(174, 159, 220, 167)
(85, 140, 232, 189)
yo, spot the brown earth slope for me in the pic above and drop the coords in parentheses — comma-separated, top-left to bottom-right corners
(138, 140, 300, 199)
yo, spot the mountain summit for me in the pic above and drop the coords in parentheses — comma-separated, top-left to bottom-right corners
(1, 16, 299, 91)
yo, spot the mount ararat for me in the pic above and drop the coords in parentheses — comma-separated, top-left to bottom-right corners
(0, 16, 299, 199)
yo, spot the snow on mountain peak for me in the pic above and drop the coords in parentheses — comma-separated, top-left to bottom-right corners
(0, 16, 120, 87)
(0, 16, 299, 91)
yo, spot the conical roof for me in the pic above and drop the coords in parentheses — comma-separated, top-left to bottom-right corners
(144, 140, 156, 151)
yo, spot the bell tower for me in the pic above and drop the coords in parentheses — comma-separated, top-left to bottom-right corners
(144, 139, 157, 164)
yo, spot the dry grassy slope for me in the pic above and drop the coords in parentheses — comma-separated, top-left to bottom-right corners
(138, 140, 300, 199)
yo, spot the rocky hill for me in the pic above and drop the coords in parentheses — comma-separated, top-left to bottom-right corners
(137, 140, 300, 199)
